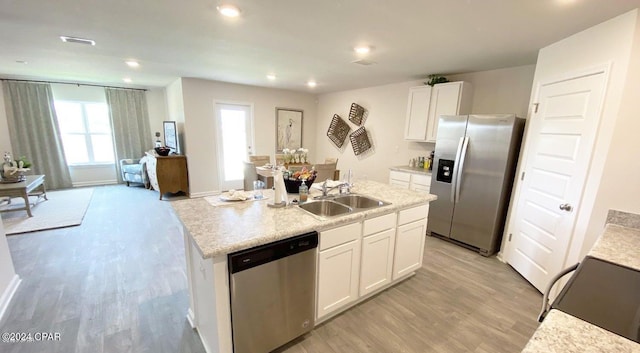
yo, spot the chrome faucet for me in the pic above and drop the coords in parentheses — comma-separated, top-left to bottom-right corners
(320, 179, 348, 197)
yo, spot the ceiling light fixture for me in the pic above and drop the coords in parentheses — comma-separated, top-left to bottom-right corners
(307, 80, 317, 88)
(15, 60, 28, 64)
(60, 36, 96, 46)
(354, 46, 371, 54)
(123, 78, 132, 83)
(267, 74, 276, 80)
(217, 4, 241, 17)
(126, 60, 140, 68)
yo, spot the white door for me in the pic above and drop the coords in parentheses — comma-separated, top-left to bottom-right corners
(506, 71, 607, 292)
(215, 103, 253, 191)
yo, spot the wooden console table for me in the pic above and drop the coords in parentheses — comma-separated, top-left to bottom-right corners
(0, 174, 48, 217)
(145, 154, 189, 200)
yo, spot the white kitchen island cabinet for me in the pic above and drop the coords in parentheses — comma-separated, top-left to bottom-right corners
(394, 205, 429, 279)
(172, 180, 436, 353)
(360, 213, 397, 296)
(317, 222, 362, 319)
(404, 81, 472, 142)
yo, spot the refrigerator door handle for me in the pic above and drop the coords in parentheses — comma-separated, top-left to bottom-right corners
(455, 136, 470, 203)
(451, 137, 465, 203)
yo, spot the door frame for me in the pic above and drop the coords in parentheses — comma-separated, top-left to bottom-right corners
(213, 100, 255, 191)
(501, 63, 611, 273)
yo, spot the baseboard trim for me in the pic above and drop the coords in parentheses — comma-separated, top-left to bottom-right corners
(189, 191, 220, 198)
(0, 274, 21, 321)
(72, 180, 118, 187)
(187, 309, 197, 329)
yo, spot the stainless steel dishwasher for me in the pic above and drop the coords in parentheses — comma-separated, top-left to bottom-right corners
(228, 231, 318, 353)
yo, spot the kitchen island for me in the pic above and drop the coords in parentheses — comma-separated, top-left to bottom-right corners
(521, 210, 640, 353)
(171, 180, 436, 353)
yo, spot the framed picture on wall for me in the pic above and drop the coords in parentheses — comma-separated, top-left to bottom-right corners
(163, 121, 179, 154)
(276, 108, 303, 152)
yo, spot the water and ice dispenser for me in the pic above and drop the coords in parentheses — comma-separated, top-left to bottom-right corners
(436, 159, 455, 183)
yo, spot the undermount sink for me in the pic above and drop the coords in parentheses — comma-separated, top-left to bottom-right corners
(332, 195, 390, 209)
(298, 200, 352, 217)
(298, 194, 391, 218)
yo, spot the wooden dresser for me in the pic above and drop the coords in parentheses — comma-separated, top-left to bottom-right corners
(145, 153, 189, 200)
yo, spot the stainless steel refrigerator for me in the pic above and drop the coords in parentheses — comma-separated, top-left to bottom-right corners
(428, 114, 525, 256)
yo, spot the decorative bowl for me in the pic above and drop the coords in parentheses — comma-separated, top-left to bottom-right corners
(283, 177, 315, 193)
(155, 147, 171, 156)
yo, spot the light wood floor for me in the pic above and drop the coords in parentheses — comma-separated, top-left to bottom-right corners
(0, 185, 541, 353)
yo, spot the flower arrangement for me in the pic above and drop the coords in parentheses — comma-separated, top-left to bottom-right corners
(298, 148, 309, 163)
(1, 152, 31, 182)
(282, 148, 309, 164)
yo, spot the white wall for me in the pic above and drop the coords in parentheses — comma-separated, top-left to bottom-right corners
(0, 220, 20, 321)
(503, 10, 640, 265)
(165, 79, 186, 154)
(146, 88, 169, 144)
(449, 65, 536, 119)
(180, 78, 318, 196)
(581, 10, 640, 256)
(314, 65, 536, 183)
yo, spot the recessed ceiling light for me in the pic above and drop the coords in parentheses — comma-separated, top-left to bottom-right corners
(307, 80, 317, 88)
(60, 35, 96, 46)
(267, 74, 276, 80)
(217, 4, 241, 17)
(123, 78, 132, 83)
(125, 60, 140, 68)
(354, 46, 371, 54)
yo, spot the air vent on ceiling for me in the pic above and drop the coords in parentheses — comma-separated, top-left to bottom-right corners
(60, 36, 96, 46)
(352, 59, 377, 66)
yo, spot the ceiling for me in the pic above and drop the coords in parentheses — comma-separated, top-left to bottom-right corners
(1, 0, 640, 93)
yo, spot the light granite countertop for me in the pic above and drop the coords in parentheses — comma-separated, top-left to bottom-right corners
(389, 165, 433, 176)
(521, 210, 640, 353)
(171, 180, 436, 259)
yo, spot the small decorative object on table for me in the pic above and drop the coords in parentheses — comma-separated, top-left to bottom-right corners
(282, 167, 316, 193)
(1, 152, 31, 183)
(154, 146, 171, 156)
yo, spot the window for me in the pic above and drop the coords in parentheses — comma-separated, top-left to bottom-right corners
(54, 101, 115, 165)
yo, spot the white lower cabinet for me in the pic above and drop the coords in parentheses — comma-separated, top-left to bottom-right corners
(316, 205, 428, 321)
(360, 228, 396, 296)
(317, 224, 362, 320)
(393, 219, 427, 280)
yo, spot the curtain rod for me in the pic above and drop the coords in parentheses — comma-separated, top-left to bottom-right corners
(0, 78, 148, 92)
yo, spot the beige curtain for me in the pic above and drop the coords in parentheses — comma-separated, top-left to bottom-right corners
(2, 81, 72, 189)
(105, 88, 152, 182)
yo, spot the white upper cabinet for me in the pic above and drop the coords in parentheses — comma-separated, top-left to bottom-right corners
(404, 86, 432, 140)
(404, 81, 472, 142)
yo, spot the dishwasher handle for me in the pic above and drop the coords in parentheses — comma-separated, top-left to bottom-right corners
(228, 231, 318, 274)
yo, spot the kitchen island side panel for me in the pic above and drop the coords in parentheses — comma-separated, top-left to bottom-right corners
(186, 232, 233, 353)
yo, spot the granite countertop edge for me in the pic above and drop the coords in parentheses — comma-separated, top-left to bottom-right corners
(172, 180, 436, 259)
(521, 212, 640, 352)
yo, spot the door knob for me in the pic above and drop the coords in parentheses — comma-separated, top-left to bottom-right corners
(559, 203, 573, 212)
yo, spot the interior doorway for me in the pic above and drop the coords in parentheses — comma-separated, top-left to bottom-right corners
(215, 102, 254, 191)
(505, 68, 607, 293)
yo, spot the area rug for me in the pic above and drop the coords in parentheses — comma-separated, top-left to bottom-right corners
(0, 188, 94, 235)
